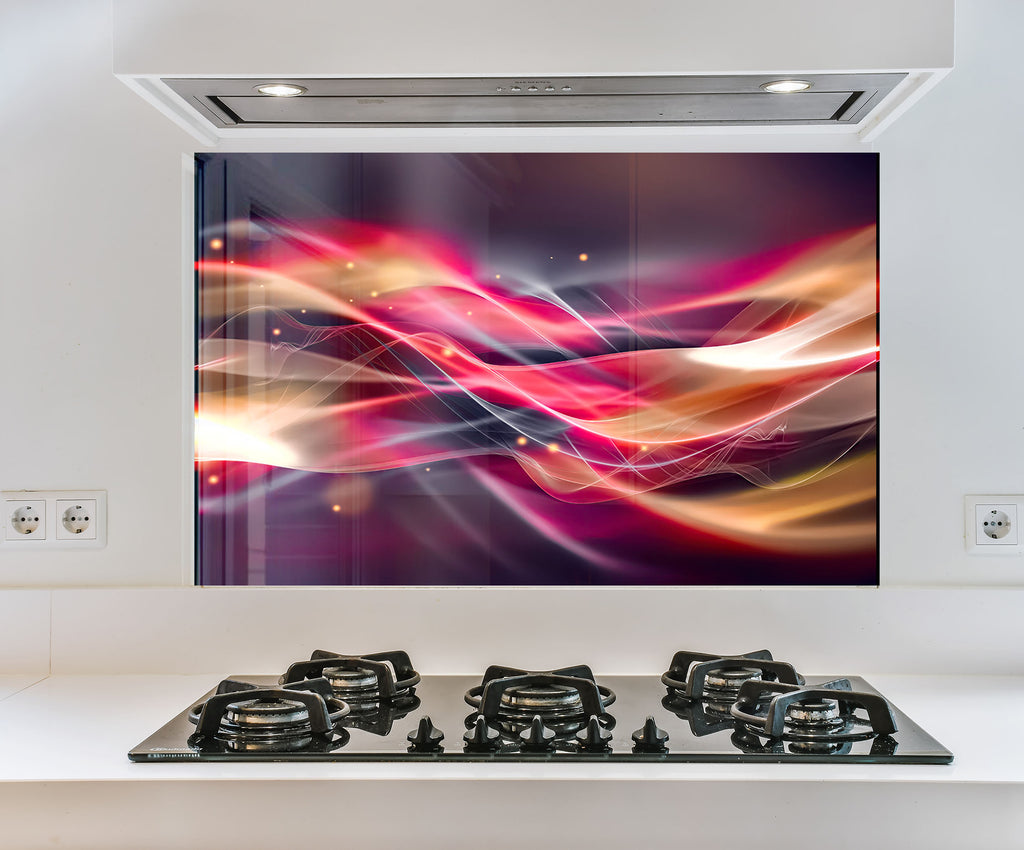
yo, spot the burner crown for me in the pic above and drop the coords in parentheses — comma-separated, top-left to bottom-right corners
(465, 665, 615, 729)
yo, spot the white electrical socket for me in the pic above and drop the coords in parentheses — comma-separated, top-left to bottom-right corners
(0, 490, 106, 549)
(4, 500, 46, 541)
(964, 495, 1024, 555)
(56, 499, 98, 540)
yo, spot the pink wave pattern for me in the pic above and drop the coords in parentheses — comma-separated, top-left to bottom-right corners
(196, 220, 877, 559)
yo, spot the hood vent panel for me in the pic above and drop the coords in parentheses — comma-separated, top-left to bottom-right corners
(165, 74, 905, 128)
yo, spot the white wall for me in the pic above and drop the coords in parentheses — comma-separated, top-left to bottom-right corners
(1, 0, 194, 586)
(111, 0, 953, 77)
(875, 0, 1024, 585)
(0, 0, 1021, 589)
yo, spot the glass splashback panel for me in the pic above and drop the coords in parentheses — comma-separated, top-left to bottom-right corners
(195, 153, 878, 585)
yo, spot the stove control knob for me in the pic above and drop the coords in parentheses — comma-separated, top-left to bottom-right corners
(407, 716, 444, 752)
(463, 715, 501, 752)
(576, 714, 612, 752)
(631, 716, 669, 753)
(520, 715, 557, 752)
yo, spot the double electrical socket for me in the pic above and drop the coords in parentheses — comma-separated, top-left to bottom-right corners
(1, 490, 107, 549)
(964, 495, 1024, 556)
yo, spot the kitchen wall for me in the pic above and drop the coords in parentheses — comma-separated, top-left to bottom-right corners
(1, 0, 1022, 594)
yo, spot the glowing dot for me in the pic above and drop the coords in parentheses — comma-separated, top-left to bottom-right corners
(466, 310, 472, 316)
(547, 443, 559, 453)
(388, 305, 393, 310)
(207, 475, 220, 485)
(495, 274, 501, 279)
(332, 504, 342, 513)
(578, 253, 588, 262)
(442, 348, 453, 357)
(272, 328, 281, 336)
(349, 298, 354, 302)
(640, 444, 649, 452)
(370, 291, 378, 297)
(516, 436, 528, 446)
(229, 260, 235, 264)
(209, 239, 223, 250)
(425, 467, 431, 472)
(301, 309, 307, 313)
(346, 262, 355, 269)
(549, 256, 554, 260)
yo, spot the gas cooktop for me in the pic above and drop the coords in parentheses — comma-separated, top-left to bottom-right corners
(128, 649, 953, 764)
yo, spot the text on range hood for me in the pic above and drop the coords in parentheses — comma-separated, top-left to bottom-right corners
(164, 74, 906, 128)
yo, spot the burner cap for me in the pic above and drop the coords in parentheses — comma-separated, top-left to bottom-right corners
(224, 697, 310, 729)
(281, 651, 420, 704)
(785, 698, 844, 734)
(500, 683, 583, 715)
(465, 666, 615, 731)
(703, 666, 763, 695)
(323, 666, 379, 694)
(215, 697, 317, 750)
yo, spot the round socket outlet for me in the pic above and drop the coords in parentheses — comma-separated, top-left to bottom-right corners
(983, 508, 1012, 539)
(11, 506, 41, 535)
(61, 504, 92, 535)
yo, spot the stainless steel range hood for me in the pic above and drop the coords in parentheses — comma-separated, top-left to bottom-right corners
(113, 0, 953, 143)
(163, 74, 906, 130)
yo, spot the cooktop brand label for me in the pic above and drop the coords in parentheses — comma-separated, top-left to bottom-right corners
(147, 751, 200, 759)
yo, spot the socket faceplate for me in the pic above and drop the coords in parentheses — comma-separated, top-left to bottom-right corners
(965, 495, 1024, 556)
(0, 491, 106, 548)
(4, 500, 46, 541)
(57, 499, 98, 540)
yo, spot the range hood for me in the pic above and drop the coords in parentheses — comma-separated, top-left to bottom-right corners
(113, 0, 953, 144)
(162, 74, 907, 130)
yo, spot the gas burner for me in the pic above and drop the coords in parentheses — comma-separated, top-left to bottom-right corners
(187, 677, 350, 753)
(730, 677, 898, 744)
(280, 650, 421, 706)
(661, 649, 804, 704)
(465, 665, 616, 735)
(785, 697, 845, 735)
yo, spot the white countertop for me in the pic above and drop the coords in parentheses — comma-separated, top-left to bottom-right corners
(0, 674, 47, 702)
(1, 673, 1022, 848)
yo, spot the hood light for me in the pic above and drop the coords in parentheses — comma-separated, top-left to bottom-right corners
(760, 80, 813, 94)
(255, 83, 307, 97)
